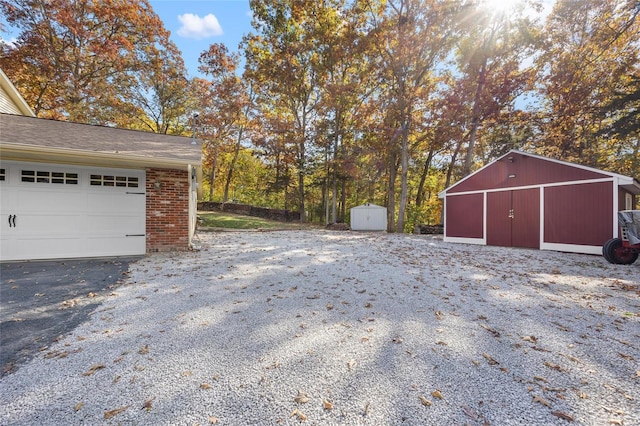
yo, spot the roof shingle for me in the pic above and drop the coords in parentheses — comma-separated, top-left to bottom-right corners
(1, 113, 201, 165)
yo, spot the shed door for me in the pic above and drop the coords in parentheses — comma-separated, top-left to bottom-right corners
(487, 188, 540, 248)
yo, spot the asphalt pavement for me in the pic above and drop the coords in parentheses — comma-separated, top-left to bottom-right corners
(0, 257, 140, 377)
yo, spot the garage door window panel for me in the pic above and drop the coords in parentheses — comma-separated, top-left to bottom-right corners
(91, 174, 139, 188)
(21, 170, 78, 185)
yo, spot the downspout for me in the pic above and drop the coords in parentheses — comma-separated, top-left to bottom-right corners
(188, 164, 200, 250)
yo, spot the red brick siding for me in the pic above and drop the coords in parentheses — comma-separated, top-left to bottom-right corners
(146, 168, 190, 252)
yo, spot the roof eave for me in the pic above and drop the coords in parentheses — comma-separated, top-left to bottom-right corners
(619, 178, 640, 195)
(0, 143, 201, 170)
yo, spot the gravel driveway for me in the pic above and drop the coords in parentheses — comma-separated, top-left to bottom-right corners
(1, 230, 638, 425)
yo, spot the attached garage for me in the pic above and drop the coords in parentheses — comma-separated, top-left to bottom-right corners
(1, 162, 145, 260)
(438, 151, 640, 255)
(0, 113, 201, 261)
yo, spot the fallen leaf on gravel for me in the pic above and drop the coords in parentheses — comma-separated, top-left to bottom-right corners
(209, 416, 220, 424)
(435, 310, 443, 320)
(432, 390, 443, 399)
(618, 353, 634, 361)
(200, 383, 212, 389)
(138, 345, 149, 355)
(560, 353, 581, 363)
(551, 411, 573, 422)
(294, 391, 310, 404)
(521, 335, 538, 343)
(544, 361, 566, 372)
(142, 398, 154, 411)
(533, 395, 551, 407)
(182, 371, 193, 377)
(323, 399, 333, 410)
(326, 303, 334, 310)
(534, 376, 549, 383)
(87, 292, 98, 298)
(60, 299, 78, 309)
(480, 323, 500, 337)
(290, 408, 307, 421)
(74, 402, 84, 412)
(104, 406, 128, 419)
(609, 420, 623, 425)
(552, 321, 571, 332)
(82, 364, 105, 376)
(348, 359, 357, 370)
(482, 353, 499, 365)
(418, 396, 432, 406)
(461, 404, 478, 419)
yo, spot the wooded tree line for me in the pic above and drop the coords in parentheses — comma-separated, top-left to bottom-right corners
(2, 0, 639, 231)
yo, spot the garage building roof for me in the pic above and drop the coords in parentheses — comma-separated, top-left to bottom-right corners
(1, 113, 201, 169)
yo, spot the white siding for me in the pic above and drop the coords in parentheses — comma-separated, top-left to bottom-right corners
(0, 85, 23, 115)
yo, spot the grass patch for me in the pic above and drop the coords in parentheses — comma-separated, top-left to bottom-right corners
(198, 211, 306, 230)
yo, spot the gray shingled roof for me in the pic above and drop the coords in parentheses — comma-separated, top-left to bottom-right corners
(1, 113, 201, 164)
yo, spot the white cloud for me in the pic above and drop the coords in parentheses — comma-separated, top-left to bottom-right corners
(177, 13, 223, 39)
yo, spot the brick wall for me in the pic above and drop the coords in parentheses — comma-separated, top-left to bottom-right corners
(146, 168, 190, 252)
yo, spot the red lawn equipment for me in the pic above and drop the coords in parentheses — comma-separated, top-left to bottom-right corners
(602, 211, 640, 265)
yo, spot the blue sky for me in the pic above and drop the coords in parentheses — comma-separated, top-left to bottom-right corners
(150, 0, 253, 78)
(0, 0, 252, 79)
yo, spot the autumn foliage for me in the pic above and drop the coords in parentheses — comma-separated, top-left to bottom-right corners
(1, 0, 638, 229)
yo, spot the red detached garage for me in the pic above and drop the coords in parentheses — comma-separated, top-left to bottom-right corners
(438, 151, 640, 255)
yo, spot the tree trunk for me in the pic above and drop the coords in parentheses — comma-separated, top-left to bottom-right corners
(396, 122, 410, 233)
(325, 145, 330, 225)
(340, 178, 346, 222)
(298, 137, 306, 223)
(463, 57, 488, 176)
(416, 149, 434, 207)
(223, 127, 244, 203)
(441, 144, 462, 224)
(331, 148, 338, 224)
(387, 150, 398, 232)
(209, 143, 218, 201)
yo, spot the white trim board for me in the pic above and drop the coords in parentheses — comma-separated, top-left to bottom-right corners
(443, 177, 615, 197)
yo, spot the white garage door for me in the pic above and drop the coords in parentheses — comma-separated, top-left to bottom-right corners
(1, 161, 145, 261)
